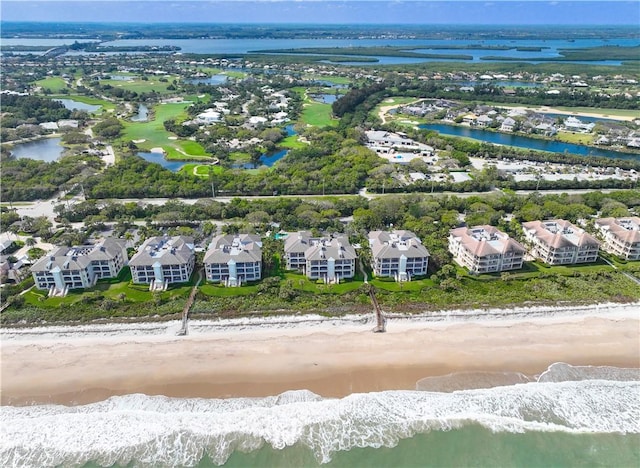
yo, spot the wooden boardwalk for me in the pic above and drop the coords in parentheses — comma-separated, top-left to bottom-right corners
(177, 269, 203, 336)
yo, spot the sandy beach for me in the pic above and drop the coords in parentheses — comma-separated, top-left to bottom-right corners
(1, 303, 639, 406)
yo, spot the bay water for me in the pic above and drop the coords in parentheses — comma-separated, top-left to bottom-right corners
(2, 363, 638, 467)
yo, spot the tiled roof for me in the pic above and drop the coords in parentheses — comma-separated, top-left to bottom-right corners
(523, 219, 600, 248)
(450, 225, 525, 257)
(595, 217, 640, 244)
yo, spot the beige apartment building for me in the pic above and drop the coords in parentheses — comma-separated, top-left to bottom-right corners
(594, 217, 640, 261)
(522, 219, 600, 265)
(448, 225, 525, 274)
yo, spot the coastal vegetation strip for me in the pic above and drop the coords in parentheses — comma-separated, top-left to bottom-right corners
(250, 47, 473, 60)
(5, 265, 639, 325)
(481, 46, 640, 62)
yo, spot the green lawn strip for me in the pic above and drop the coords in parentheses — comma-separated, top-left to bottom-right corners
(199, 283, 259, 297)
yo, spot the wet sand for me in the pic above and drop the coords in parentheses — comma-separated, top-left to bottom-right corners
(2, 305, 639, 406)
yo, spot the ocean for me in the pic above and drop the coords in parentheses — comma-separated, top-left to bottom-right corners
(1, 363, 639, 467)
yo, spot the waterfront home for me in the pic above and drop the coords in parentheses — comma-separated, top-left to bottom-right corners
(563, 116, 595, 133)
(204, 234, 262, 286)
(522, 219, 600, 265)
(368, 230, 429, 282)
(31, 238, 128, 297)
(284, 232, 356, 282)
(594, 217, 640, 261)
(449, 226, 525, 274)
(500, 117, 517, 132)
(129, 235, 195, 291)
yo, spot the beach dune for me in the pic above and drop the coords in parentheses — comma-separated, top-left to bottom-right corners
(1, 305, 639, 406)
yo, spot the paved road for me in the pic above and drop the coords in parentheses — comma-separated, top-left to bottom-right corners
(3, 187, 630, 223)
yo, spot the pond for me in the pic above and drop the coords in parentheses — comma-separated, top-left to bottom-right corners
(11, 138, 64, 162)
(109, 75, 134, 81)
(137, 152, 190, 171)
(420, 123, 640, 161)
(131, 104, 149, 122)
(310, 94, 338, 104)
(55, 98, 102, 113)
(186, 75, 228, 86)
(231, 149, 289, 169)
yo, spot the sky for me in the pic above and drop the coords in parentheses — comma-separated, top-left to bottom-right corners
(1, 1, 639, 25)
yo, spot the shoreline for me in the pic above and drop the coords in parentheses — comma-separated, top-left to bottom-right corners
(1, 302, 639, 406)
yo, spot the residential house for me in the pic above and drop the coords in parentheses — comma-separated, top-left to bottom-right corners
(563, 116, 595, 133)
(594, 217, 640, 261)
(284, 232, 356, 282)
(129, 235, 195, 290)
(522, 219, 600, 265)
(500, 117, 517, 132)
(30, 238, 128, 297)
(449, 226, 525, 274)
(368, 230, 429, 282)
(476, 115, 494, 128)
(204, 234, 262, 286)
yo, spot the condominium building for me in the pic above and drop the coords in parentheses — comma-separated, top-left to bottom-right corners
(594, 217, 640, 261)
(204, 234, 262, 286)
(522, 219, 600, 265)
(284, 232, 357, 282)
(449, 225, 525, 274)
(368, 230, 429, 281)
(31, 238, 128, 297)
(129, 236, 195, 290)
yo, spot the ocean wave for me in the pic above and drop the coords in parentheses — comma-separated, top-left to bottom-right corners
(537, 362, 640, 383)
(2, 379, 639, 467)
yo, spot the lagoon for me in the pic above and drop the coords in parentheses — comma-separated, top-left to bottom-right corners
(420, 123, 640, 161)
(186, 75, 228, 86)
(131, 104, 149, 122)
(11, 138, 64, 162)
(55, 98, 101, 113)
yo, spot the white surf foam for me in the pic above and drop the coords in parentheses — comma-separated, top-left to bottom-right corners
(1, 379, 638, 467)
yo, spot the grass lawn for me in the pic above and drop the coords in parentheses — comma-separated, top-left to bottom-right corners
(301, 101, 338, 127)
(304, 75, 351, 85)
(35, 77, 68, 93)
(180, 164, 224, 177)
(100, 76, 177, 95)
(123, 102, 212, 160)
(556, 131, 595, 145)
(481, 102, 639, 120)
(279, 134, 307, 149)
